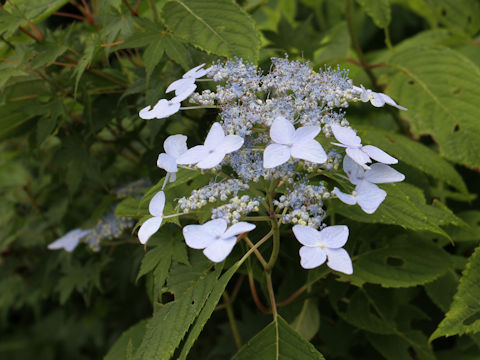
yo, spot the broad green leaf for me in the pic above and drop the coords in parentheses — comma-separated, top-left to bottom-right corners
(356, 0, 391, 28)
(428, 0, 480, 36)
(431, 245, 480, 340)
(351, 236, 452, 288)
(366, 330, 435, 360)
(384, 46, 480, 169)
(357, 126, 467, 193)
(0, 101, 37, 140)
(104, 320, 148, 360)
(334, 182, 459, 238)
(313, 22, 350, 65)
(425, 270, 458, 313)
(143, 40, 165, 84)
(3, 0, 69, 24)
(162, 0, 260, 61)
(290, 299, 320, 341)
(446, 211, 480, 242)
(115, 198, 141, 218)
(133, 266, 220, 360)
(163, 34, 189, 70)
(232, 316, 325, 360)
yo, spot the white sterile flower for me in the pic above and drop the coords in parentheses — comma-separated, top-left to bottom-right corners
(263, 116, 327, 168)
(48, 229, 92, 252)
(331, 124, 397, 168)
(183, 219, 255, 262)
(138, 191, 165, 244)
(176, 122, 244, 169)
(342, 155, 405, 186)
(166, 77, 197, 103)
(353, 85, 407, 111)
(334, 181, 386, 214)
(292, 225, 353, 274)
(183, 63, 207, 79)
(139, 99, 181, 119)
(157, 135, 188, 182)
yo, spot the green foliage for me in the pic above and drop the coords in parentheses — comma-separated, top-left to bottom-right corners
(232, 316, 326, 360)
(431, 245, 480, 340)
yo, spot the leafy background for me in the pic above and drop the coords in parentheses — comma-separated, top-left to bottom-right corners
(0, 0, 479, 359)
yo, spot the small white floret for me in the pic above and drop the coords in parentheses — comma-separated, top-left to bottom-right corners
(138, 191, 165, 244)
(48, 229, 92, 252)
(353, 85, 407, 111)
(292, 225, 353, 274)
(183, 219, 255, 262)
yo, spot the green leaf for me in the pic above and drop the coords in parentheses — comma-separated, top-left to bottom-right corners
(431, 245, 480, 340)
(313, 22, 350, 65)
(0, 101, 37, 140)
(357, 126, 467, 193)
(334, 182, 459, 238)
(162, 0, 260, 61)
(163, 34, 189, 70)
(73, 35, 101, 95)
(232, 316, 325, 360)
(425, 270, 458, 313)
(290, 299, 320, 341)
(351, 236, 453, 288)
(356, 0, 391, 28)
(428, 0, 480, 36)
(3, 0, 70, 24)
(384, 46, 480, 169)
(133, 266, 220, 360)
(104, 320, 148, 360)
(31, 42, 67, 68)
(143, 40, 165, 84)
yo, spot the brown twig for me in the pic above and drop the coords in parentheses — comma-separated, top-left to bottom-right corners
(53, 11, 88, 22)
(122, 0, 138, 16)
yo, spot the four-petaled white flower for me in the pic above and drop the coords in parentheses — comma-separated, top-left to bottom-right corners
(263, 116, 327, 168)
(183, 219, 255, 262)
(139, 99, 181, 119)
(292, 225, 353, 274)
(138, 191, 165, 244)
(353, 85, 407, 111)
(157, 135, 188, 182)
(48, 229, 92, 252)
(334, 155, 405, 214)
(176, 122, 244, 169)
(331, 124, 397, 169)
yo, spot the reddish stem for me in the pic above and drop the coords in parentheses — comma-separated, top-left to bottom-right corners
(248, 274, 270, 314)
(53, 11, 88, 22)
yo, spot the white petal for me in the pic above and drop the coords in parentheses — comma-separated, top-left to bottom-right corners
(164, 134, 188, 158)
(138, 217, 163, 244)
(151, 99, 181, 119)
(263, 144, 291, 168)
(343, 155, 364, 185)
(48, 229, 91, 252)
(203, 236, 237, 262)
(176, 145, 208, 165)
(157, 153, 177, 173)
(149, 191, 165, 217)
(293, 225, 321, 247)
(325, 248, 353, 274)
(331, 125, 362, 147)
(166, 77, 195, 93)
(204, 122, 225, 150)
(364, 164, 405, 184)
(270, 116, 295, 144)
(370, 92, 386, 107)
(183, 224, 215, 249)
(379, 93, 407, 111)
(202, 219, 228, 237)
(139, 105, 156, 119)
(346, 147, 371, 168)
(356, 181, 387, 214)
(223, 222, 256, 238)
(319, 225, 349, 249)
(171, 83, 197, 102)
(218, 134, 244, 154)
(333, 187, 357, 205)
(361, 145, 397, 164)
(292, 126, 320, 144)
(299, 246, 327, 269)
(183, 63, 206, 79)
(196, 150, 225, 169)
(290, 140, 327, 164)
